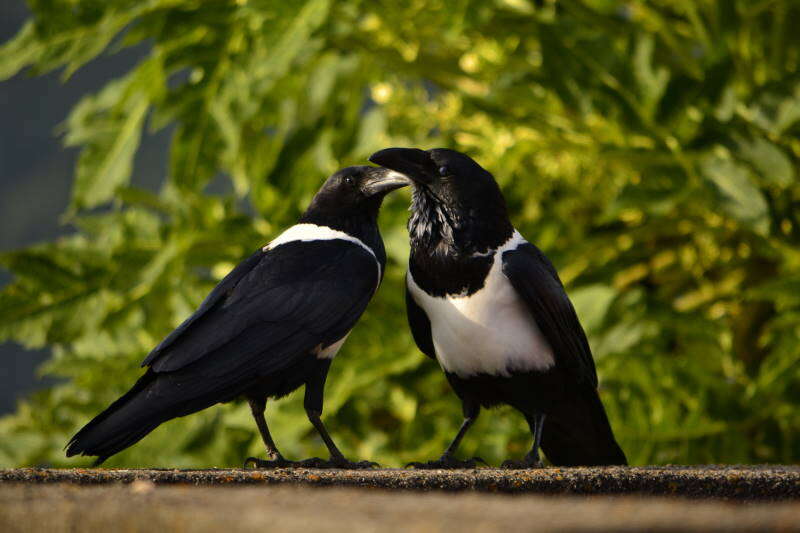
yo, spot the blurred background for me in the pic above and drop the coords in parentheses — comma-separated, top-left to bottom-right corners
(1, 0, 798, 468)
(0, 2, 170, 415)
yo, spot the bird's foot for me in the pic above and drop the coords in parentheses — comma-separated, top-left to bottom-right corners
(500, 455, 543, 469)
(243, 456, 297, 469)
(295, 456, 379, 470)
(406, 455, 486, 469)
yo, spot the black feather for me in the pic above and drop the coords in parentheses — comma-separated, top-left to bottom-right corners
(540, 385, 628, 466)
(141, 249, 266, 368)
(502, 242, 597, 386)
(405, 285, 435, 359)
(67, 239, 380, 461)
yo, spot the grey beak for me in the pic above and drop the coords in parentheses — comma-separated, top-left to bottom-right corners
(362, 167, 412, 197)
(369, 148, 436, 185)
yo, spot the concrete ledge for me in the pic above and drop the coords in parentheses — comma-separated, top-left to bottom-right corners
(2, 465, 799, 500)
(2, 483, 800, 532)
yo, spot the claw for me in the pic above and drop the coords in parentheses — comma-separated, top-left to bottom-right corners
(296, 457, 327, 468)
(353, 460, 380, 469)
(243, 456, 296, 469)
(406, 455, 485, 469)
(298, 457, 379, 469)
(244, 454, 377, 470)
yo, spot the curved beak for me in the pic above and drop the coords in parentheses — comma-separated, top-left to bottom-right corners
(362, 167, 412, 197)
(369, 148, 436, 185)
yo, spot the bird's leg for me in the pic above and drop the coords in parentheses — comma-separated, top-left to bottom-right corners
(243, 397, 295, 469)
(527, 413, 546, 464)
(408, 400, 485, 469)
(442, 415, 477, 456)
(501, 413, 546, 469)
(305, 409, 345, 463)
(302, 409, 375, 469)
(297, 360, 378, 470)
(251, 398, 282, 459)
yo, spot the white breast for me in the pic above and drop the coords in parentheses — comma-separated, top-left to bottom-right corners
(407, 231, 555, 378)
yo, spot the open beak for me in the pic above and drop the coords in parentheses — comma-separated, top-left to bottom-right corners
(369, 148, 436, 185)
(362, 167, 412, 197)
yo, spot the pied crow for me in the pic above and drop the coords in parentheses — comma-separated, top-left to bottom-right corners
(369, 147, 627, 468)
(66, 166, 409, 468)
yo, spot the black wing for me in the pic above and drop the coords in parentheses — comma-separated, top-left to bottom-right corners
(405, 284, 435, 359)
(142, 239, 380, 375)
(502, 243, 598, 387)
(141, 249, 265, 367)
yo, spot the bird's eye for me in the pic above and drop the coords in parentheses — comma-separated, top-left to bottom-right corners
(438, 165, 451, 176)
(343, 175, 355, 186)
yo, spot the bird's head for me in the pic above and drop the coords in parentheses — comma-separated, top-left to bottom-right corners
(368, 148, 513, 253)
(305, 165, 410, 220)
(299, 165, 410, 247)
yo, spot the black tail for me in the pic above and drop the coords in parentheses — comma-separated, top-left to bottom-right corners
(65, 369, 244, 464)
(541, 385, 627, 466)
(66, 371, 161, 464)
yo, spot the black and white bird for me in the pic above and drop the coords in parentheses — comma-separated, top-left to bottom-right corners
(369, 147, 627, 468)
(66, 166, 410, 468)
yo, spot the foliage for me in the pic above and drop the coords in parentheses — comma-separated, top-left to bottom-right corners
(1, 0, 800, 467)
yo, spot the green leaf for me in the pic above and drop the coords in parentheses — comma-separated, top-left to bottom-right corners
(749, 87, 800, 135)
(570, 284, 616, 333)
(70, 96, 149, 210)
(65, 58, 164, 210)
(734, 135, 794, 187)
(351, 107, 388, 158)
(0, 22, 42, 80)
(700, 153, 769, 235)
(633, 34, 669, 114)
(258, 0, 332, 85)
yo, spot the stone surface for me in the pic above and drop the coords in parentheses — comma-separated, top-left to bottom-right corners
(1, 465, 799, 500)
(2, 482, 800, 532)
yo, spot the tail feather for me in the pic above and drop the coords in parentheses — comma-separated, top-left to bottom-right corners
(66, 368, 248, 464)
(66, 371, 158, 463)
(67, 330, 316, 463)
(541, 386, 627, 466)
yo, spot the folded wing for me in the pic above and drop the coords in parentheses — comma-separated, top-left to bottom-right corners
(501, 243, 598, 386)
(144, 239, 379, 374)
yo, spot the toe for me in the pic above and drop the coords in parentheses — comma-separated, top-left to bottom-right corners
(294, 457, 377, 469)
(298, 457, 327, 468)
(244, 457, 292, 469)
(341, 460, 378, 470)
(406, 457, 483, 470)
(407, 461, 437, 470)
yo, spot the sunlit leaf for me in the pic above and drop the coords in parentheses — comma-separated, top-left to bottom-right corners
(700, 154, 769, 235)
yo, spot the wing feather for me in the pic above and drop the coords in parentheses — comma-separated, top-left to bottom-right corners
(502, 243, 598, 386)
(143, 240, 379, 375)
(405, 283, 436, 359)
